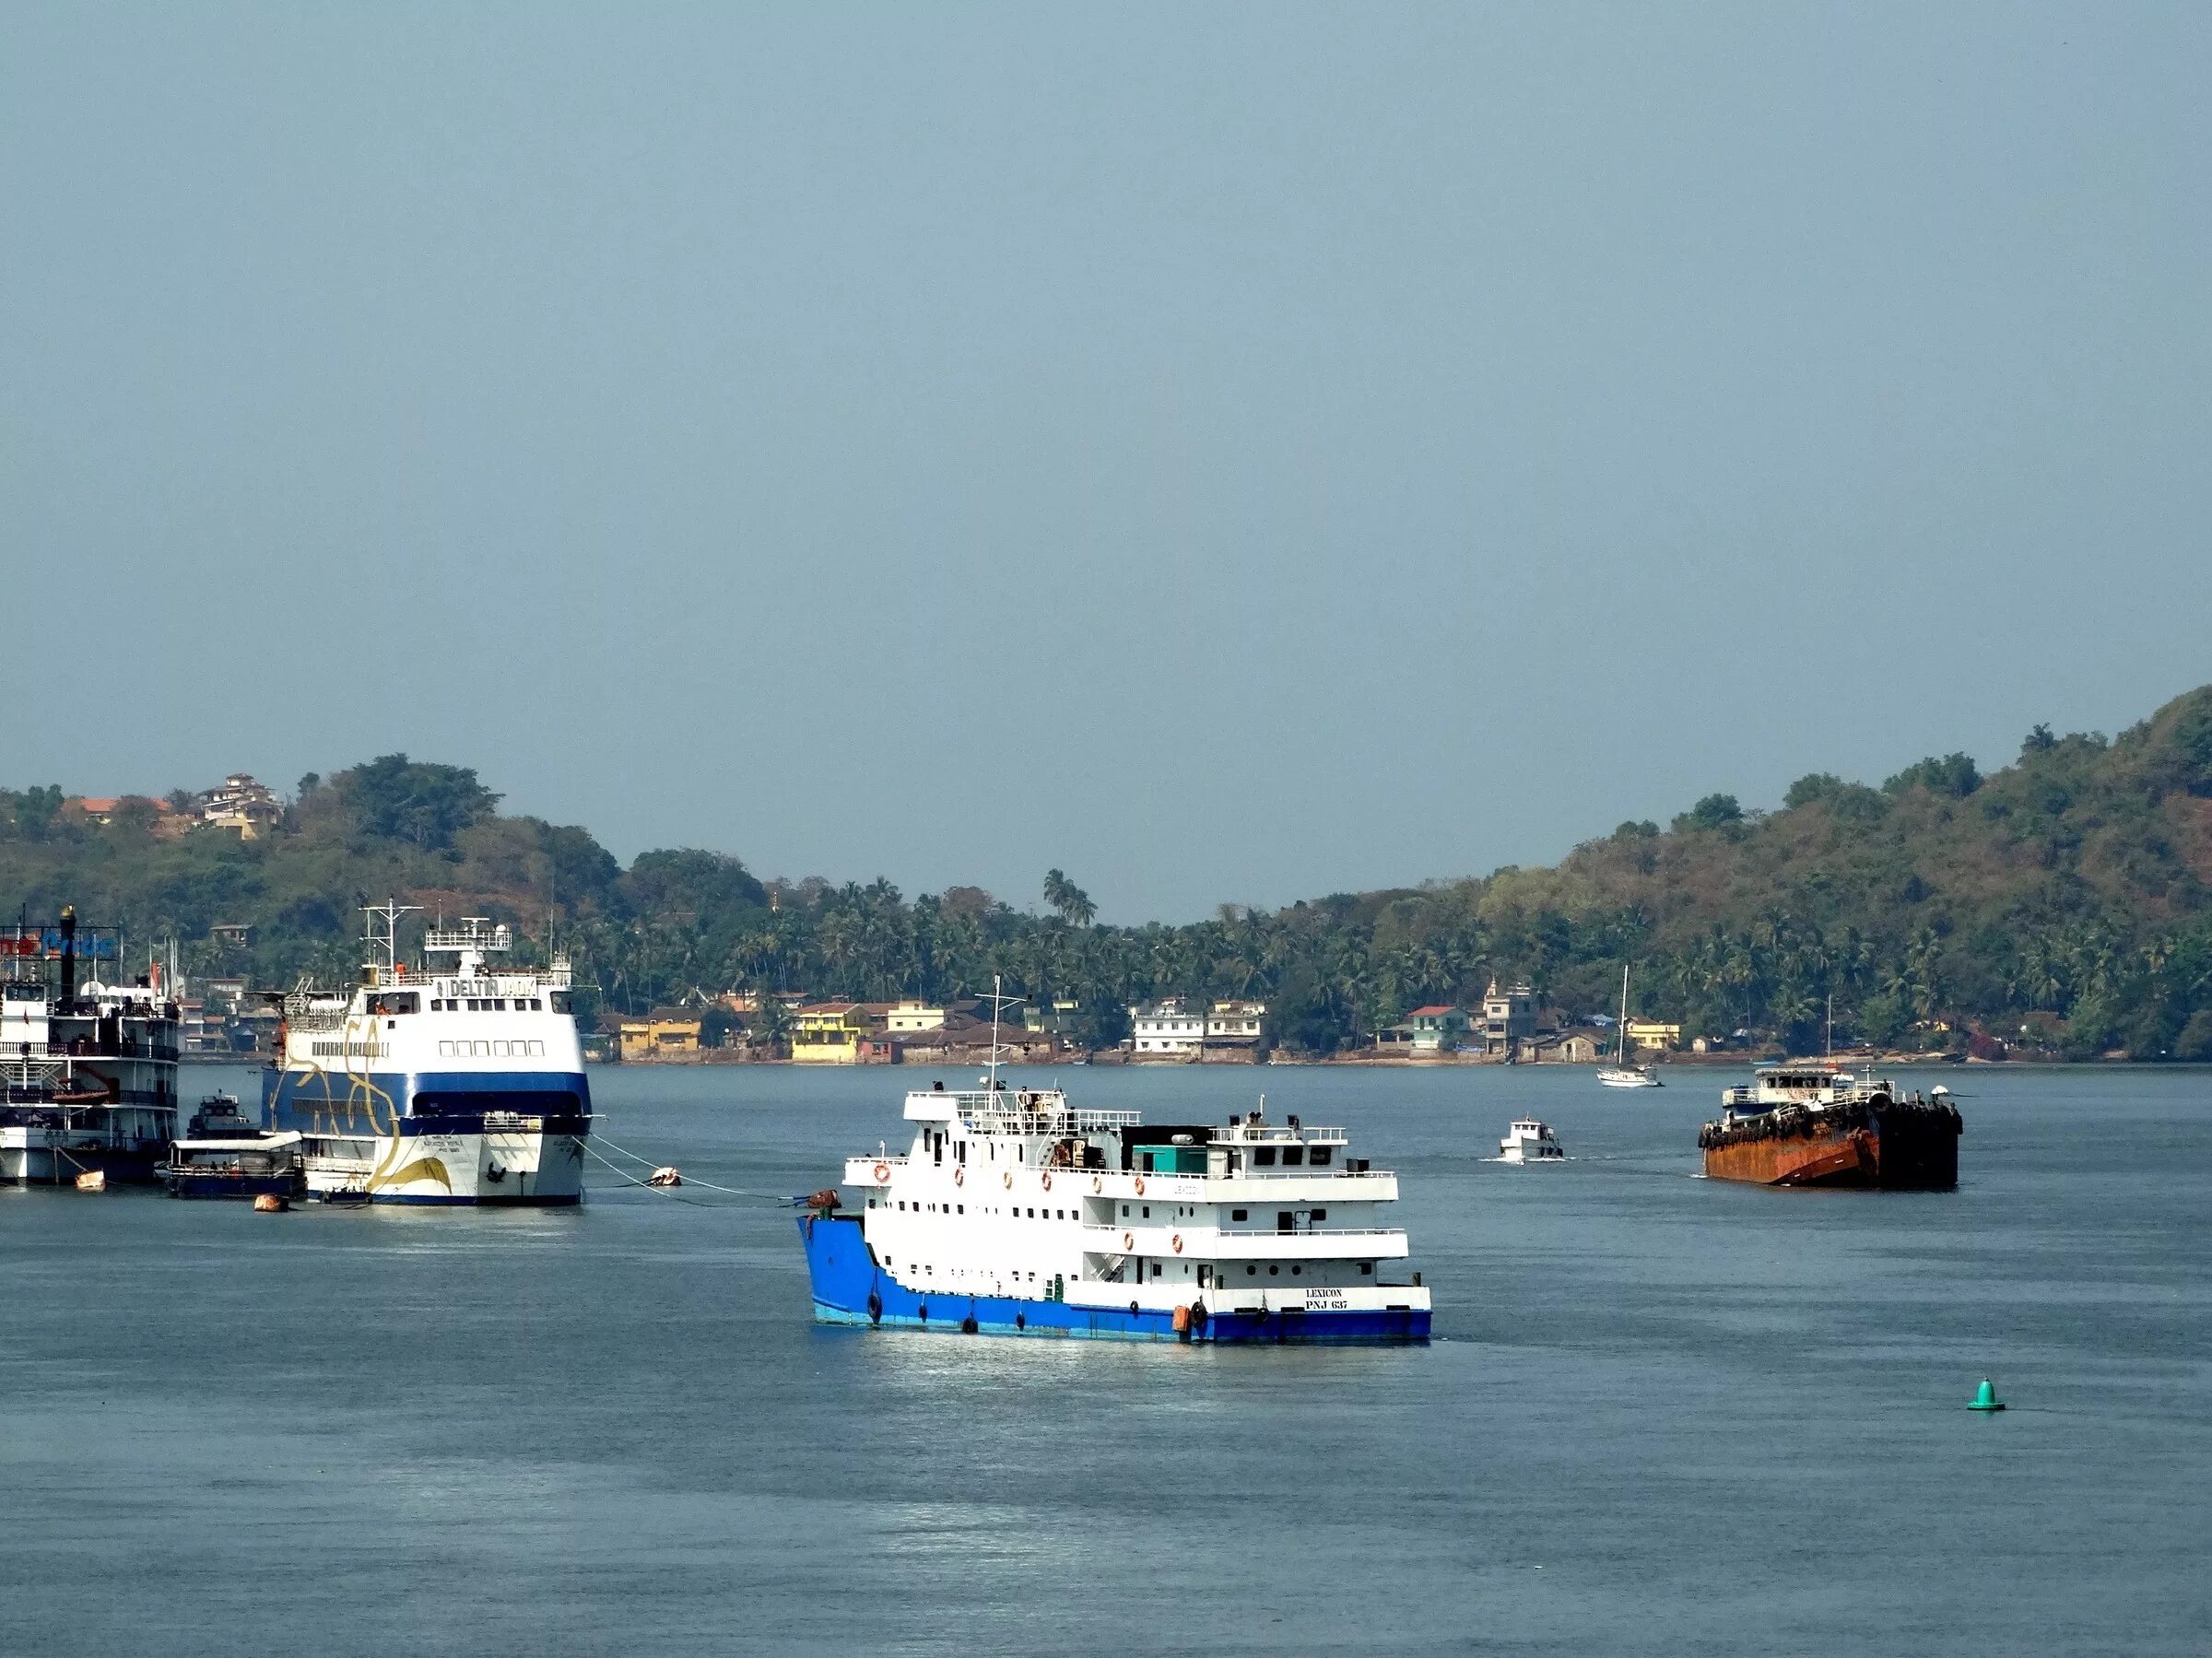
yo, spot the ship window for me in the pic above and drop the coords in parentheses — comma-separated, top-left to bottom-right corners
(1359, 1263, 1372, 1276)
(1151, 1264, 1162, 1278)
(1141, 1205, 1150, 1218)
(1253, 1147, 1277, 1166)
(1309, 1146, 1333, 1165)
(1027, 1207, 1035, 1218)
(1245, 1265, 1256, 1276)
(1291, 1264, 1303, 1276)
(957, 1205, 963, 1214)
(1121, 1205, 1129, 1217)
(1311, 1208, 1326, 1222)
(439, 1041, 454, 1057)
(867, 1199, 876, 1208)
(1231, 1208, 1247, 1221)
(1281, 1146, 1304, 1166)
(1268, 1264, 1279, 1276)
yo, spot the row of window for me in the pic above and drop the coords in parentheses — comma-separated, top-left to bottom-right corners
(1250, 1144, 1330, 1166)
(437, 1040, 547, 1058)
(873, 1199, 1078, 1220)
(308, 1041, 385, 1058)
(429, 997, 546, 1013)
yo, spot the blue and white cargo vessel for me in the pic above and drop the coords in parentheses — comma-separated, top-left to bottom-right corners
(798, 1045, 1430, 1344)
(265, 904, 590, 1205)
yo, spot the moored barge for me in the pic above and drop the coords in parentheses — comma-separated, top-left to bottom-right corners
(1700, 1065, 1960, 1188)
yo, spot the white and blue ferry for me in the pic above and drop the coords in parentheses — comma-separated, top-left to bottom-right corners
(798, 1017, 1430, 1343)
(265, 905, 590, 1205)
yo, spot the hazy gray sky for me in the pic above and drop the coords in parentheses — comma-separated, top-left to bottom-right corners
(6, 5, 2206, 921)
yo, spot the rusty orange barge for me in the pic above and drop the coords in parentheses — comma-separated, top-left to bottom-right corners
(1700, 1066, 1961, 1189)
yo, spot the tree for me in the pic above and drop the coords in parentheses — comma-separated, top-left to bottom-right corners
(1043, 869, 1097, 926)
(1884, 753, 1982, 798)
(337, 755, 500, 850)
(1784, 773, 1843, 809)
(1674, 794, 1743, 832)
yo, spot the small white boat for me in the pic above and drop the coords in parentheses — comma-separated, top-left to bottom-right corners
(1499, 1119, 1564, 1163)
(1598, 965, 1664, 1088)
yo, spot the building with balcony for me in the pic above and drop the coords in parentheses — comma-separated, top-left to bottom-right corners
(1480, 978, 1536, 1056)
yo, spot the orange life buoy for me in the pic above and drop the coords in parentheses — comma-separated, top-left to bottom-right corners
(1041, 1171, 1052, 1192)
(1091, 1175, 1102, 1194)
(954, 1166, 964, 1187)
(872, 1161, 889, 1182)
(1171, 1233, 1184, 1254)
(1133, 1176, 1147, 1196)
(1121, 1231, 1135, 1251)
(1002, 1170, 1013, 1189)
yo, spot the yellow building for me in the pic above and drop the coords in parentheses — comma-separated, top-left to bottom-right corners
(886, 1000, 947, 1033)
(619, 1014, 702, 1061)
(791, 1003, 876, 1064)
(1624, 1019, 1682, 1052)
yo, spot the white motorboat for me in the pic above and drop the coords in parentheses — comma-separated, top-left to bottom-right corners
(1499, 1119, 1564, 1163)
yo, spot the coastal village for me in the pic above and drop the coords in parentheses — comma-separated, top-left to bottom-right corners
(594, 981, 1712, 1068)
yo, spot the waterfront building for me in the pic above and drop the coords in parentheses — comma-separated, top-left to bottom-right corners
(618, 1010, 702, 1060)
(201, 774, 281, 838)
(792, 1003, 882, 1064)
(887, 1000, 947, 1033)
(1625, 1019, 1682, 1052)
(1481, 979, 1536, 1055)
(1129, 998, 1206, 1056)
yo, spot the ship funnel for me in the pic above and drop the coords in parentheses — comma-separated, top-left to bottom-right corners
(57, 906, 77, 1007)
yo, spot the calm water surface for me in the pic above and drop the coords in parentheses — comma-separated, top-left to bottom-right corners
(2, 1063, 2206, 1655)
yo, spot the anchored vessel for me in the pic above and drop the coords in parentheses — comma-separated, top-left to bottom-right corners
(264, 905, 590, 1205)
(1, 911, 179, 1185)
(799, 1076, 1431, 1343)
(1597, 965, 1663, 1088)
(1499, 1118, 1564, 1163)
(1700, 1066, 1960, 1188)
(162, 1094, 305, 1200)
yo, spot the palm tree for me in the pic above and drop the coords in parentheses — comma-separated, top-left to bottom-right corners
(1042, 870, 1097, 927)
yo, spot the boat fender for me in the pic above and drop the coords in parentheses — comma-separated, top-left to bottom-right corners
(1190, 1301, 1207, 1329)
(1128, 1300, 1139, 1318)
(866, 1290, 883, 1324)
(1171, 1305, 1191, 1335)
(1014, 1311, 1026, 1330)
(953, 1166, 964, 1187)
(1171, 1234, 1183, 1254)
(872, 1161, 889, 1182)
(1122, 1231, 1134, 1251)
(960, 1312, 979, 1333)
(919, 1304, 929, 1323)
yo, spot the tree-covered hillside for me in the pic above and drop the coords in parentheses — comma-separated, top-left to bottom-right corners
(7, 687, 2212, 1059)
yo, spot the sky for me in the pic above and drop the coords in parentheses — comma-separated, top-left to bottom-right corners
(4, 5, 2207, 922)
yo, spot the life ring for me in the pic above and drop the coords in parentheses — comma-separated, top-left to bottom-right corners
(1133, 1177, 1147, 1196)
(1171, 1234, 1184, 1254)
(1041, 1171, 1052, 1192)
(1002, 1170, 1013, 1189)
(1091, 1175, 1102, 1194)
(872, 1161, 889, 1183)
(953, 1166, 964, 1187)
(1121, 1231, 1135, 1251)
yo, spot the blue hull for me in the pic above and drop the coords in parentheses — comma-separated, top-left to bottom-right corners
(797, 1215, 1430, 1345)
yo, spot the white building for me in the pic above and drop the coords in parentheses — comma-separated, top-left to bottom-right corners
(886, 1000, 947, 1033)
(1128, 997, 1267, 1056)
(1129, 998, 1206, 1055)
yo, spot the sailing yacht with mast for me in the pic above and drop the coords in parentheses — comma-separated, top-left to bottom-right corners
(1597, 964, 1663, 1089)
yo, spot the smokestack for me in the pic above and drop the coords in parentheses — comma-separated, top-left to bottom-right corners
(58, 906, 77, 1006)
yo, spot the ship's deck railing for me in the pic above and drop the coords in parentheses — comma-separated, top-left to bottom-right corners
(2, 1039, 179, 1062)
(1216, 1123, 1347, 1145)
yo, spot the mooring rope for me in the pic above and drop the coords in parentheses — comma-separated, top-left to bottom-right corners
(580, 1138, 791, 1204)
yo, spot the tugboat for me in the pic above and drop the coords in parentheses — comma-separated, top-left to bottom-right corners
(1700, 1065, 1961, 1188)
(1499, 1118, 1564, 1163)
(1, 910, 179, 1184)
(265, 903, 591, 1205)
(161, 1095, 305, 1200)
(796, 982, 1430, 1343)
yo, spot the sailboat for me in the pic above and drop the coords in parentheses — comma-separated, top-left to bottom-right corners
(1597, 964, 1663, 1089)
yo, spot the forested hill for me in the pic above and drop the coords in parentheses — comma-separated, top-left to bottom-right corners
(6, 688, 2212, 1059)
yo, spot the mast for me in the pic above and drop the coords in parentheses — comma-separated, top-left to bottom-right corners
(1618, 964, 1630, 1067)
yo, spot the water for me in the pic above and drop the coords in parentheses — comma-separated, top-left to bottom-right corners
(3, 1062, 2206, 1655)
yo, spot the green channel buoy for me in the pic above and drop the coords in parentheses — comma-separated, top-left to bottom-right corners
(1968, 1378, 2006, 1412)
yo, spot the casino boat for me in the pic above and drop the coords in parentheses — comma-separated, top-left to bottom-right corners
(798, 998, 1430, 1343)
(1, 910, 179, 1185)
(264, 904, 590, 1205)
(1699, 1065, 1961, 1188)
